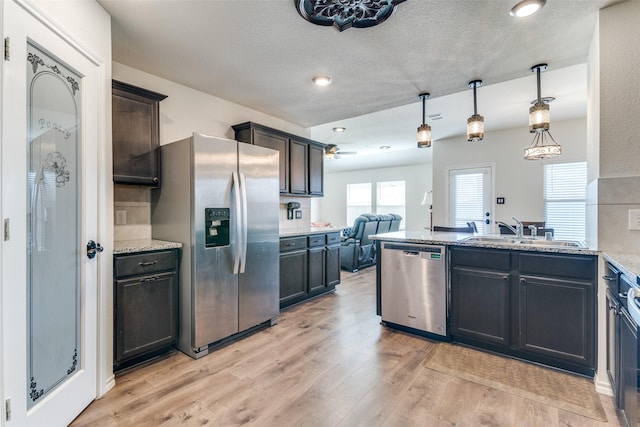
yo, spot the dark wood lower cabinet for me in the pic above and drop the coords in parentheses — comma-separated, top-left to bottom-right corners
(326, 244, 340, 287)
(308, 246, 326, 293)
(518, 274, 594, 366)
(450, 246, 596, 376)
(451, 267, 510, 347)
(114, 248, 180, 372)
(279, 248, 308, 307)
(280, 232, 340, 309)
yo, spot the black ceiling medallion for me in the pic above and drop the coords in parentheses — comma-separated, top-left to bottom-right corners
(295, 0, 407, 32)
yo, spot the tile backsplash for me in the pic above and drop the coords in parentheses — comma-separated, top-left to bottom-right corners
(115, 185, 311, 240)
(279, 196, 311, 233)
(114, 185, 152, 241)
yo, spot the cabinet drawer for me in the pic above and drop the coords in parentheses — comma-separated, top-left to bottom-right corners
(114, 250, 178, 278)
(518, 253, 595, 280)
(451, 247, 511, 271)
(326, 232, 341, 246)
(280, 237, 307, 252)
(308, 234, 325, 247)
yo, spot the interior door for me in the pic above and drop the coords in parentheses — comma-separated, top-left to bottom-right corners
(2, 0, 100, 425)
(448, 166, 493, 233)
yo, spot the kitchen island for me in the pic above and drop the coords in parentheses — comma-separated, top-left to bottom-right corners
(372, 230, 598, 376)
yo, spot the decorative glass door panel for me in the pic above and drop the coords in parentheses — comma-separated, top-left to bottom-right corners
(26, 42, 81, 409)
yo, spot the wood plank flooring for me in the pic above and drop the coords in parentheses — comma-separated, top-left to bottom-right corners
(71, 268, 624, 426)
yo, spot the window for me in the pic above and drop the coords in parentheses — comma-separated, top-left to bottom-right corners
(346, 183, 371, 226)
(377, 181, 405, 229)
(544, 162, 587, 241)
(345, 181, 406, 229)
(449, 167, 492, 233)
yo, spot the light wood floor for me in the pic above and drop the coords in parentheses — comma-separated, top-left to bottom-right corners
(71, 268, 624, 426)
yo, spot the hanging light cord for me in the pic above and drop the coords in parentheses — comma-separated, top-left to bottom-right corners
(421, 94, 426, 126)
(473, 84, 478, 115)
(536, 67, 542, 103)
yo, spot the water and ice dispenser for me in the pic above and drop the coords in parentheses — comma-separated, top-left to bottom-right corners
(204, 208, 230, 247)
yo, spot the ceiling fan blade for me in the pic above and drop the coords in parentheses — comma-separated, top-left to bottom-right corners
(337, 151, 357, 156)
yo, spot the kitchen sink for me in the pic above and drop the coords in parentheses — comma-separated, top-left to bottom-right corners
(459, 236, 587, 248)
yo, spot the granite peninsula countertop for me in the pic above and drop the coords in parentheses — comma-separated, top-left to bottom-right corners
(280, 227, 343, 238)
(114, 239, 182, 255)
(603, 252, 640, 284)
(371, 230, 598, 255)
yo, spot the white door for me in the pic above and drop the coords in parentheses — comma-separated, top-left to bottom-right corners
(2, 0, 100, 425)
(448, 167, 493, 233)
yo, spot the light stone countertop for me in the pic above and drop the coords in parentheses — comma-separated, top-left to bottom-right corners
(114, 239, 182, 255)
(371, 230, 598, 255)
(603, 252, 640, 284)
(280, 227, 343, 238)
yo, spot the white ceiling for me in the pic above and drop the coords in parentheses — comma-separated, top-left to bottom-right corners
(98, 0, 617, 172)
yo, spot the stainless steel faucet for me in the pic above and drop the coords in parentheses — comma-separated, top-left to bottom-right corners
(495, 217, 524, 238)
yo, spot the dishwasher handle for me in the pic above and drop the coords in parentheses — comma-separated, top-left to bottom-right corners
(403, 251, 421, 256)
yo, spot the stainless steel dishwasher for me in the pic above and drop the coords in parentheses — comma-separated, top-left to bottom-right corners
(380, 242, 447, 338)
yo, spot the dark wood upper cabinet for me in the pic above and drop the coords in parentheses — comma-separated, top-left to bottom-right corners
(289, 138, 308, 195)
(308, 144, 324, 196)
(112, 80, 167, 186)
(233, 122, 325, 197)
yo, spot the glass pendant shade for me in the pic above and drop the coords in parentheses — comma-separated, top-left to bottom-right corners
(524, 131, 562, 160)
(417, 124, 432, 148)
(466, 114, 484, 142)
(417, 92, 431, 148)
(529, 101, 550, 132)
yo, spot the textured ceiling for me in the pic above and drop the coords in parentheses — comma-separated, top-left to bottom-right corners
(98, 0, 618, 171)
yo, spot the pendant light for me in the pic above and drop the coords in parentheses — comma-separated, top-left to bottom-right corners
(417, 92, 431, 148)
(524, 63, 562, 160)
(466, 80, 484, 142)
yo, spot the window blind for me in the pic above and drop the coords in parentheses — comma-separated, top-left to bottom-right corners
(453, 172, 486, 232)
(544, 162, 587, 241)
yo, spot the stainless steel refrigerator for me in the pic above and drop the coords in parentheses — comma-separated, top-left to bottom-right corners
(151, 132, 279, 359)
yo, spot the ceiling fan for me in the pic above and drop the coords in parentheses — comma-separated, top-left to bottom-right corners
(324, 144, 357, 159)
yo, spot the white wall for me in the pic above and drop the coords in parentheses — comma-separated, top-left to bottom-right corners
(432, 118, 587, 230)
(314, 163, 432, 230)
(113, 62, 309, 144)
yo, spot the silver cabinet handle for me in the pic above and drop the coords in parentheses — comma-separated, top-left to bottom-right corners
(138, 261, 158, 267)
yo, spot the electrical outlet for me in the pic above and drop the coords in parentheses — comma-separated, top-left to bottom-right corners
(116, 210, 127, 225)
(295, 210, 302, 219)
(629, 209, 640, 230)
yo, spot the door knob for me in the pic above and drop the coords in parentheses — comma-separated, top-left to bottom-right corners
(86, 240, 103, 259)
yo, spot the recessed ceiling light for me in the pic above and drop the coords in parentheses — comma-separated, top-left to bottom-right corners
(332, 126, 346, 132)
(312, 76, 332, 86)
(379, 145, 391, 150)
(510, 0, 546, 17)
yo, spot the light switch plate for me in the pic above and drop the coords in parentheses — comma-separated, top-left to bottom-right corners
(628, 209, 640, 230)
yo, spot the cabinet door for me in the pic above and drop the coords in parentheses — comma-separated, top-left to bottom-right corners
(325, 245, 341, 287)
(253, 128, 289, 193)
(308, 246, 325, 293)
(518, 275, 595, 367)
(606, 289, 620, 403)
(451, 267, 511, 346)
(289, 139, 308, 194)
(280, 249, 307, 307)
(619, 308, 638, 427)
(115, 271, 177, 362)
(112, 82, 166, 186)
(308, 144, 324, 196)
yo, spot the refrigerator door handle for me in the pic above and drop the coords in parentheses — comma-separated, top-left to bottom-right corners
(239, 172, 249, 273)
(232, 171, 242, 275)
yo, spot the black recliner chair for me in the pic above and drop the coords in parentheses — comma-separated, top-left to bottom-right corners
(340, 213, 403, 272)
